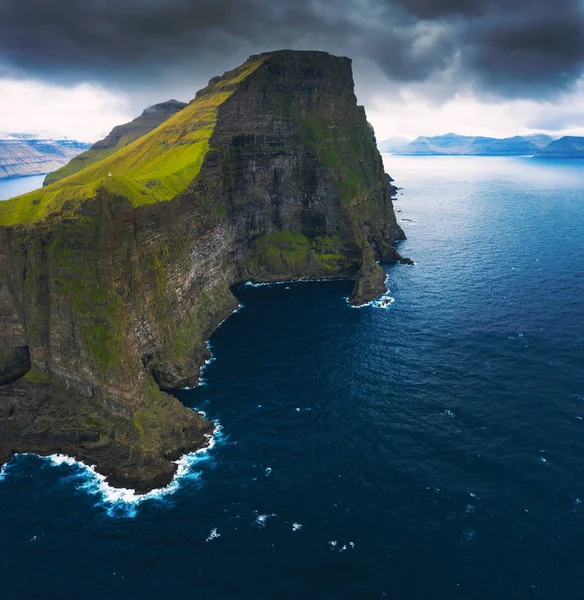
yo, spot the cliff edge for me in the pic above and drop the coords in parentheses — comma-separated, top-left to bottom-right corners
(0, 50, 406, 491)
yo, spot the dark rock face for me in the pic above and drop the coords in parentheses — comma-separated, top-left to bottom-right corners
(0, 50, 405, 491)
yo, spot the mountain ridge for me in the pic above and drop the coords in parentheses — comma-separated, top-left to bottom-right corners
(535, 136, 584, 158)
(392, 132, 555, 156)
(43, 99, 188, 187)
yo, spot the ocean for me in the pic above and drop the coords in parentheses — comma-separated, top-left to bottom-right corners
(0, 175, 46, 201)
(0, 156, 583, 599)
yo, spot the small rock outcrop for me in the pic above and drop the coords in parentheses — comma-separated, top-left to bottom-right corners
(0, 50, 406, 491)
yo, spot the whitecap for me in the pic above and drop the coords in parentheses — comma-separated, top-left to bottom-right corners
(264, 467, 272, 476)
(292, 523, 303, 531)
(254, 512, 276, 528)
(329, 539, 355, 552)
(206, 528, 220, 542)
(442, 409, 455, 418)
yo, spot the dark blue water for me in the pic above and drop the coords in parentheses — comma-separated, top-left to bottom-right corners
(0, 175, 45, 200)
(1, 156, 584, 599)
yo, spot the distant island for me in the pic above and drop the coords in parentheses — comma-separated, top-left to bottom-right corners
(377, 132, 584, 157)
(534, 136, 584, 158)
(0, 134, 90, 180)
(383, 133, 554, 156)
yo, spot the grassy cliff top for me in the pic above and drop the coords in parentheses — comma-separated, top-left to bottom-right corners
(0, 57, 265, 227)
(43, 100, 188, 187)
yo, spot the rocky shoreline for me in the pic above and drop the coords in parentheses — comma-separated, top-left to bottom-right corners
(0, 50, 407, 492)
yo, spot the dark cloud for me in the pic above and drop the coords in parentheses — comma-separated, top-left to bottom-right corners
(1, 0, 584, 103)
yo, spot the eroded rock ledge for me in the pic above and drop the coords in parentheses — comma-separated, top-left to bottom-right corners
(0, 50, 407, 491)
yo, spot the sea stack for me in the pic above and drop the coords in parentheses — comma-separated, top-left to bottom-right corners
(0, 50, 405, 491)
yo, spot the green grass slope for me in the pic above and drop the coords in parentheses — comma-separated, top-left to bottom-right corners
(43, 100, 187, 187)
(0, 58, 264, 227)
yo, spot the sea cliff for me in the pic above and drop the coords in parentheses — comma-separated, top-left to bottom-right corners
(0, 50, 406, 491)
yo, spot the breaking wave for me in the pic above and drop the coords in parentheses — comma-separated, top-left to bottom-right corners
(1, 417, 224, 518)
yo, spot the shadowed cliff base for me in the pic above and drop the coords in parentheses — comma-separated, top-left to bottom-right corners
(0, 50, 407, 491)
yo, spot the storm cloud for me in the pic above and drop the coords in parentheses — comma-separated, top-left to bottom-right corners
(2, 0, 584, 103)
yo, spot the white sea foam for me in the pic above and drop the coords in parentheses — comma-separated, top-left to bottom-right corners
(329, 539, 355, 552)
(22, 416, 225, 518)
(244, 277, 351, 288)
(254, 512, 276, 528)
(347, 282, 396, 311)
(264, 467, 272, 476)
(372, 294, 395, 309)
(292, 523, 303, 531)
(349, 297, 374, 309)
(206, 528, 220, 542)
(442, 409, 455, 418)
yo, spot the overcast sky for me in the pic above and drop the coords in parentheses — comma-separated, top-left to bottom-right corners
(2, 0, 584, 142)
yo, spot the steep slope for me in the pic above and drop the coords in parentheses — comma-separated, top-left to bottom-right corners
(0, 50, 406, 491)
(396, 133, 551, 155)
(536, 136, 584, 157)
(43, 100, 187, 186)
(0, 135, 90, 180)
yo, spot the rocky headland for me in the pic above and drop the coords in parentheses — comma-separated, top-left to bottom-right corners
(0, 50, 407, 491)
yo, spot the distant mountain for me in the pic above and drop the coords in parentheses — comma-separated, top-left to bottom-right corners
(522, 134, 557, 149)
(43, 99, 188, 186)
(535, 136, 584, 158)
(0, 134, 90, 180)
(394, 133, 555, 156)
(377, 136, 411, 153)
